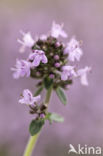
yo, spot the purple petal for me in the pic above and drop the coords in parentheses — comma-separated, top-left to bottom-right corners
(61, 72, 68, 81)
(32, 55, 41, 67)
(42, 55, 48, 64)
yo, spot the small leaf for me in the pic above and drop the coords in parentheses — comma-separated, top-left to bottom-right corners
(45, 113, 52, 123)
(34, 86, 44, 96)
(29, 119, 44, 136)
(46, 112, 64, 123)
(56, 87, 67, 105)
(43, 77, 53, 89)
(50, 113, 64, 123)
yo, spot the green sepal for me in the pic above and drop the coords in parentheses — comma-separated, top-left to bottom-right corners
(34, 86, 44, 96)
(56, 87, 67, 105)
(43, 77, 53, 90)
(29, 119, 45, 136)
(46, 112, 64, 123)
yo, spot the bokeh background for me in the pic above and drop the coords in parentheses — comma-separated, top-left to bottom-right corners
(0, 0, 103, 155)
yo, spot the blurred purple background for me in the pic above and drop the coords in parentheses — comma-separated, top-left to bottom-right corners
(0, 0, 103, 155)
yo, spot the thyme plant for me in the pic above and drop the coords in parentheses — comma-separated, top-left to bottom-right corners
(11, 22, 91, 156)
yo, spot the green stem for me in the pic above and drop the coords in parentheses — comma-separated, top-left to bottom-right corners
(45, 86, 53, 106)
(23, 86, 53, 156)
(23, 133, 39, 156)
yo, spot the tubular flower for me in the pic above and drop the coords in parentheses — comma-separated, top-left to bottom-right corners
(28, 50, 48, 67)
(51, 21, 68, 38)
(19, 89, 41, 106)
(17, 31, 35, 53)
(64, 37, 83, 62)
(61, 66, 77, 81)
(77, 66, 91, 86)
(11, 59, 31, 79)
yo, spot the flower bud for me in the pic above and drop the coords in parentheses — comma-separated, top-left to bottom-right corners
(49, 74, 55, 79)
(40, 113, 45, 118)
(55, 41, 61, 47)
(54, 55, 59, 60)
(55, 62, 60, 68)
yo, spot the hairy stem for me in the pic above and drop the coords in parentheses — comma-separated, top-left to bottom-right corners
(23, 86, 53, 156)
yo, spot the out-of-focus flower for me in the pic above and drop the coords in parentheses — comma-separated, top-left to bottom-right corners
(40, 34, 47, 41)
(61, 66, 77, 81)
(29, 50, 48, 67)
(64, 37, 83, 62)
(77, 66, 91, 86)
(55, 41, 61, 47)
(51, 21, 68, 38)
(19, 89, 41, 105)
(11, 59, 31, 79)
(17, 31, 35, 53)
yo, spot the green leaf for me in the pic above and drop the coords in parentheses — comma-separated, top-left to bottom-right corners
(46, 112, 64, 123)
(50, 113, 64, 123)
(43, 77, 53, 89)
(56, 87, 67, 105)
(29, 119, 45, 136)
(34, 86, 44, 96)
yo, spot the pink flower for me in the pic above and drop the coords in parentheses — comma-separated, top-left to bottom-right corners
(28, 50, 48, 67)
(11, 59, 31, 79)
(17, 31, 34, 53)
(51, 21, 68, 38)
(61, 66, 77, 81)
(64, 37, 83, 62)
(77, 66, 91, 86)
(19, 89, 41, 106)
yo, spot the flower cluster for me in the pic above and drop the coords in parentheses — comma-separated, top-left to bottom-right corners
(11, 22, 92, 154)
(11, 21, 91, 119)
